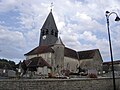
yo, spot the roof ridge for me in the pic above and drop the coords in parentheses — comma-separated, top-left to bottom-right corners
(78, 49, 99, 52)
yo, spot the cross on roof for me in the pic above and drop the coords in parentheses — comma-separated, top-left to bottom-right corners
(50, 2, 53, 12)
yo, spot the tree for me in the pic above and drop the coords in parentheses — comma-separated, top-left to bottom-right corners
(0, 58, 16, 70)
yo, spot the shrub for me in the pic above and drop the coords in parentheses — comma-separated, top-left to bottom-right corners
(88, 73, 97, 78)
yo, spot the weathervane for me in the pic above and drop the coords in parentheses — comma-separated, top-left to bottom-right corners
(50, 2, 53, 12)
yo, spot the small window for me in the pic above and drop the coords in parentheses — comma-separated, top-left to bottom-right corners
(42, 31, 45, 36)
(46, 29, 48, 35)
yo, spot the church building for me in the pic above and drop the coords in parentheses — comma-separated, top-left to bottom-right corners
(23, 10, 103, 77)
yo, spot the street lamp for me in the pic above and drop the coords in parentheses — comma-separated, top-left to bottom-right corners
(105, 11, 120, 90)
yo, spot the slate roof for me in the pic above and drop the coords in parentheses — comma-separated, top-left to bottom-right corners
(24, 45, 54, 55)
(78, 49, 99, 60)
(64, 47, 78, 59)
(41, 11, 58, 32)
(25, 57, 51, 68)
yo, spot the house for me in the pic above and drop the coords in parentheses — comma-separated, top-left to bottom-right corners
(22, 9, 103, 77)
(103, 60, 120, 77)
(0, 65, 16, 78)
(78, 49, 103, 74)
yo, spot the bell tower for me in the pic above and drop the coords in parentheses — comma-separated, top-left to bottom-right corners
(39, 10, 58, 46)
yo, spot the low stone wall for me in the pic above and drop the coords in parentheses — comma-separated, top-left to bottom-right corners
(0, 77, 120, 90)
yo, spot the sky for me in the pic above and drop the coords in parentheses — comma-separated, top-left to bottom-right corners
(0, 0, 120, 63)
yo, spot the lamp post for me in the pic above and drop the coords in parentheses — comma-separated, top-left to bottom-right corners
(105, 11, 120, 90)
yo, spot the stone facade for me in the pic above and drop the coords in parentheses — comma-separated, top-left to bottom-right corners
(103, 60, 120, 77)
(52, 42, 65, 74)
(79, 50, 103, 74)
(0, 78, 120, 90)
(25, 52, 79, 75)
(64, 57, 79, 73)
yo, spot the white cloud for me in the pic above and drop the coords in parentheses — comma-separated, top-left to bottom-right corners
(0, 25, 25, 61)
(0, 0, 20, 12)
(0, 27, 25, 48)
(80, 31, 97, 42)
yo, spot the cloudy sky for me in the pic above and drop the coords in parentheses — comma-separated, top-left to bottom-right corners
(0, 0, 120, 63)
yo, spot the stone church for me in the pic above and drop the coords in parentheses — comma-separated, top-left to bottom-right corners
(23, 10, 103, 76)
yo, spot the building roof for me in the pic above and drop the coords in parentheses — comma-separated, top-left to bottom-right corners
(41, 11, 58, 32)
(64, 47, 78, 59)
(24, 45, 54, 55)
(25, 45, 101, 60)
(25, 45, 78, 59)
(78, 49, 99, 60)
(55, 37, 64, 46)
(103, 60, 120, 65)
(25, 57, 51, 68)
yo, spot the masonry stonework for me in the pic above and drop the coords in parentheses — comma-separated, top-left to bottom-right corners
(0, 78, 120, 90)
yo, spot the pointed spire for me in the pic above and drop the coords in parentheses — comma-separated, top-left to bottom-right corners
(39, 5, 58, 46)
(55, 37, 64, 45)
(41, 10, 58, 32)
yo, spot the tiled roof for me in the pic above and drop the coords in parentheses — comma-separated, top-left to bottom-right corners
(25, 57, 51, 68)
(25, 45, 101, 60)
(25, 45, 78, 59)
(78, 49, 99, 60)
(24, 45, 54, 55)
(64, 47, 78, 59)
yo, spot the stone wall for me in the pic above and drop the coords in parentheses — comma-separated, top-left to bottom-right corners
(64, 57, 79, 73)
(0, 78, 120, 90)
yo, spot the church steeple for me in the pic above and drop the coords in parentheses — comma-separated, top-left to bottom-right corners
(39, 10, 58, 46)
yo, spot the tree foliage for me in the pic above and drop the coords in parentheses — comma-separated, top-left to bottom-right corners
(0, 58, 16, 70)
